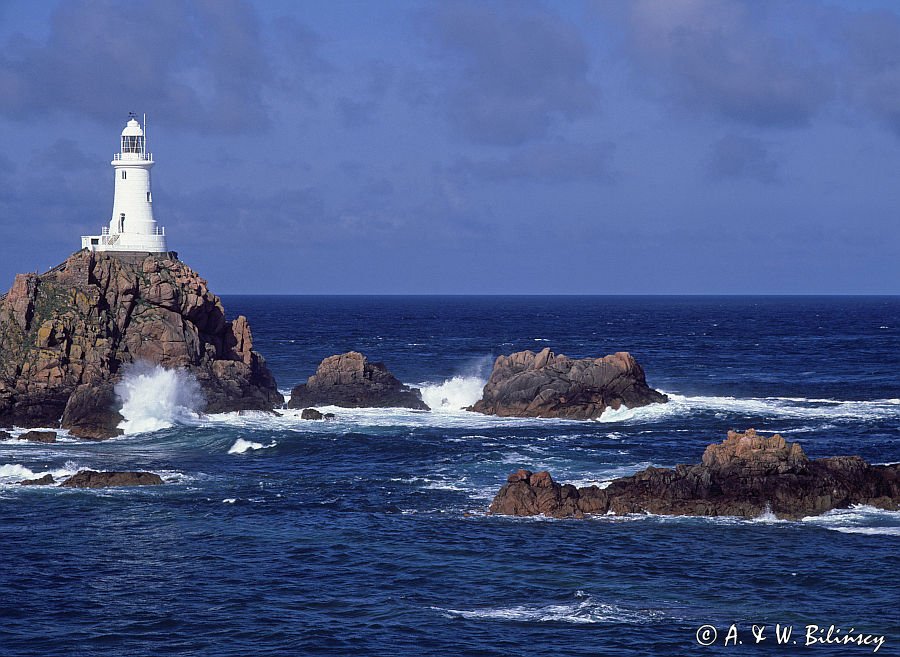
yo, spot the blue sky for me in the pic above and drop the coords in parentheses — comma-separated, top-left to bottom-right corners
(0, 0, 899, 293)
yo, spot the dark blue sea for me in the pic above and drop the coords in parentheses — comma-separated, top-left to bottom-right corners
(2, 296, 898, 656)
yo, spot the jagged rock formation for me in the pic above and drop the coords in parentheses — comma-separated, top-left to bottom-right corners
(490, 429, 900, 519)
(288, 352, 429, 410)
(0, 250, 283, 437)
(60, 470, 164, 488)
(470, 348, 667, 419)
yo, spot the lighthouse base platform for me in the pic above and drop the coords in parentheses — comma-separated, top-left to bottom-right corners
(81, 228, 167, 253)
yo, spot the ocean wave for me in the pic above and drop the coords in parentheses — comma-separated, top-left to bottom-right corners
(0, 428, 79, 445)
(594, 392, 900, 425)
(117, 363, 203, 434)
(800, 505, 900, 536)
(572, 506, 900, 533)
(227, 438, 277, 454)
(203, 404, 563, 432)
(436, 592, 665, 624)
(665, 393, 900, 421)
(418, 375, 485, 412)
(0, 460, 83, 485)
(0, 461, 194, 489)
(193, 385, 900, 433)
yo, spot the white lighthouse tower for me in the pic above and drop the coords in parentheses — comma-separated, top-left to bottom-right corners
(82, 113, 167, 252)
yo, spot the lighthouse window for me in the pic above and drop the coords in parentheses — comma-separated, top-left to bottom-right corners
(121, 135, 144, 153)
(121, 171, 126, 180)
(146, 192, 151, 203)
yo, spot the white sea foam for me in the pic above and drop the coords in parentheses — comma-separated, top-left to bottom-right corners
(594, 392, 900, 425)
(800, 505, 900, 536)
(0, 464, 41, 481)
(829, 527, 900, 536)
(0, 460, 82, 485)
(227, 438, 277, 454)
(116, 362, 204, 434)
(437, 592, 663, 624)
(196, 382, 900, 434)
(422, 480, 469, 492)
(753, 504, 786, 523)
(419, 376, 485, 411)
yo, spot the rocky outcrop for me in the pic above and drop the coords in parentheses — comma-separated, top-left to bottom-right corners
(300, 408, 335, 420)
(0, 250, 283, 437)
(60, 382, 123, 440)
(288, 352, 429, 410)
(19, 430, 57, 443)
(490, 430, 900, 520)
(19, 474, 55, 486)
(470, 348, 667, 419)
(60, 470, 164, 488)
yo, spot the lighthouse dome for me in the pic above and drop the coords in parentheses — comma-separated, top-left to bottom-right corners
(121, 118, 143, 137)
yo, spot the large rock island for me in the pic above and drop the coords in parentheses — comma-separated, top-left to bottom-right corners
(470, 348, 667, 419)
(288, 352, 429, 410)
(0, 250, 283, 438)
(490, 429, 900, 519)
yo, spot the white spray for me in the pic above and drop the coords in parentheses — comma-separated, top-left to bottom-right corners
(418, 355, 493, 412)
(115, 362, 203, 434)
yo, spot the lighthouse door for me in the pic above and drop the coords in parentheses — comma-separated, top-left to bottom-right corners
(119, 213, 125, 233)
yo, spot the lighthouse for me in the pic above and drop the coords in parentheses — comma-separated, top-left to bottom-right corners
(81, 113, 167, 252)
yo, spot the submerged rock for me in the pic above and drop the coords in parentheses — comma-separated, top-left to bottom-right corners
(490, 429, 900, 520)
(288, 352, 429, 410)
(0, 250, 283, 438)
(19, 474, 55, 486)
(61, 470, 164, 488)
(300, 408, 335, 420)
(19, 430, 57, 443)
(469, 348, 667, 420)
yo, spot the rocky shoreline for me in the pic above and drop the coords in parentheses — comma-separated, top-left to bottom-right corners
(0, 250, 283, 438)
(1, 260, 672, 437)
(489, 429, 900, 520)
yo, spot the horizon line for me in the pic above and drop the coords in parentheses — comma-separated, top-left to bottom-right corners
(215, 292, 900, 297)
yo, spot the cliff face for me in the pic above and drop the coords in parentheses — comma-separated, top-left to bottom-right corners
(0, 250, 283, 436)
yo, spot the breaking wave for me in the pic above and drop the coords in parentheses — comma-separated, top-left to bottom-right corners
(595, 393, 900, 424)
(419, 376, 485, 412)
(801, 505, 900, 536)
(196, 382, 900, 433)
(227, 438, 277, 454)
(116, 362, 204, 434)
(0, 460, 82, 485)
(417, 356, 492, 412)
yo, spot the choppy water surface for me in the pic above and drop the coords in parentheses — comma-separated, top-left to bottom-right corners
(2, 297, 898, 656)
